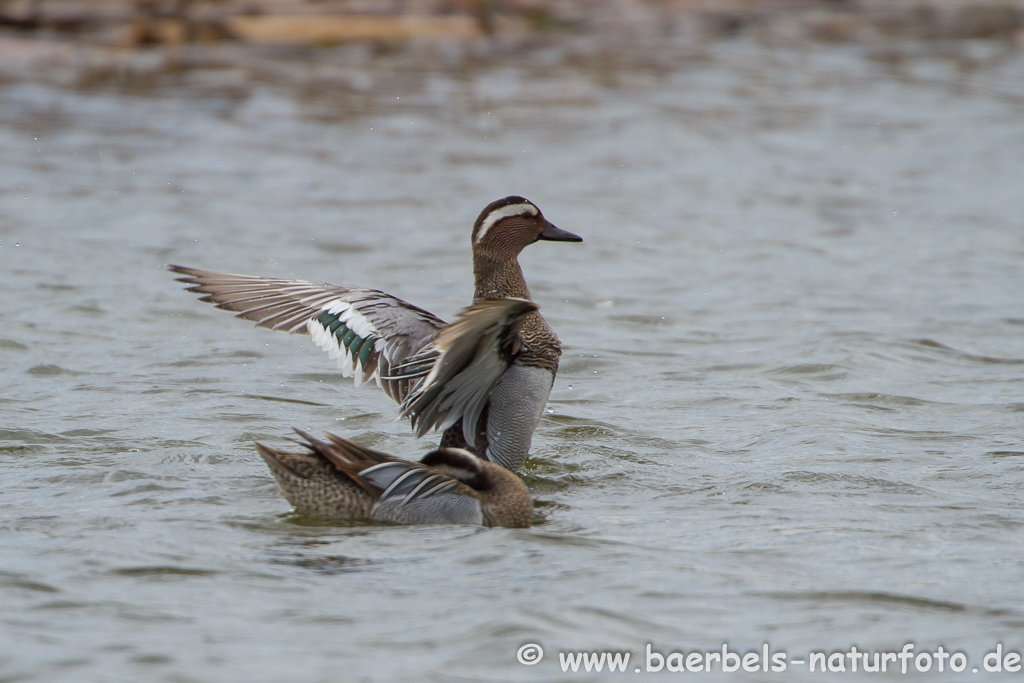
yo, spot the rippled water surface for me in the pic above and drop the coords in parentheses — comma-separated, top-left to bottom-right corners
(2, 37, 1024, 681)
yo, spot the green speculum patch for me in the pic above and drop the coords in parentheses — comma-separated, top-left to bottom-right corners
(358, 338, 375, 365)
(315, 311, 377, 364)
(348, 335, 366, 357)
(315, 312, 352, 343)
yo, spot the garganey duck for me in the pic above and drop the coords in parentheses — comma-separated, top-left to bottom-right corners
(256, 429, 532, 527)
(170, 196, 581, 472)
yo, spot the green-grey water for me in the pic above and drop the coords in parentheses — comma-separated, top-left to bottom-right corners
(2, 36, 1024, 681)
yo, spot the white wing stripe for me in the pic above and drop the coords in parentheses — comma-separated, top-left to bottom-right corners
(340, 308, 376, 339)
(380, 469, 420, 499)
(340, 341, 354, 376)
(326, 301, 349, 316)
(402, 474, 445, 504)
(359, 462, 405, 477)
(308, 305, 383, 380)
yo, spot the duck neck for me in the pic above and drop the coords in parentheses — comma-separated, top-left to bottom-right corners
(473, 256, 532, 300)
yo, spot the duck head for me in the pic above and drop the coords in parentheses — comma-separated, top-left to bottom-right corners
(471, 196, 582, 263)
(420, 447, 533, 528)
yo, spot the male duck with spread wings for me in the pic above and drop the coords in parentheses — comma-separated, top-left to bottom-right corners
(170, 196, 581, 472)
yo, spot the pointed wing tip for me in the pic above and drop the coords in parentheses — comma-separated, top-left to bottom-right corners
(254, 441, 286, 466)
(291, 427, 317, 443)
(168, 264, 199, 277)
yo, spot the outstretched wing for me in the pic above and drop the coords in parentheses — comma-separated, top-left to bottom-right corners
(169, 265, 446, 403)
(395, 298, 538, 448)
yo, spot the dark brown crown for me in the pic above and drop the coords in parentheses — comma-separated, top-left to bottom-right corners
(420, 448, 493, 490)
(471, 196, 541, 244)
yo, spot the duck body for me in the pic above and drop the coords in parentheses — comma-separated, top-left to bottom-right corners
(171, 196, 581, 471)
(256, 429, 533, 528)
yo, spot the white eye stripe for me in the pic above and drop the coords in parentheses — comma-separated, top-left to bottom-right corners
(475, 203, 538, 244)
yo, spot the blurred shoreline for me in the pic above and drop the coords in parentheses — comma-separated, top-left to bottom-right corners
(1, 0, 1022, 90)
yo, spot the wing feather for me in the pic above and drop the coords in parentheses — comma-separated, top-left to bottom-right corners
(170, 265, 446, 403)
(300, 432, 478, 513)
(395, 298, 537, 447)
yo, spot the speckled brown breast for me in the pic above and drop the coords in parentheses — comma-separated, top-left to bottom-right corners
(474, 260, 563, 375)
(518, 311, 562, 374)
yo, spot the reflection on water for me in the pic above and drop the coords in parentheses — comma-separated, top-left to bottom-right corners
(2, 31, 1024, 682)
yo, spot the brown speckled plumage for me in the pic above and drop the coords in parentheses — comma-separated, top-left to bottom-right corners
(473, 259, 563, 375)
(256, 429, 533, 527)
(256, 440, 377, 520)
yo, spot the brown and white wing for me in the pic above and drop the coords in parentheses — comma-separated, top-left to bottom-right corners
(394, 298, 538, 448)
(357, 457, 484, 526)
(169, 265, 446, 403)
(299, 430, 483, 525)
